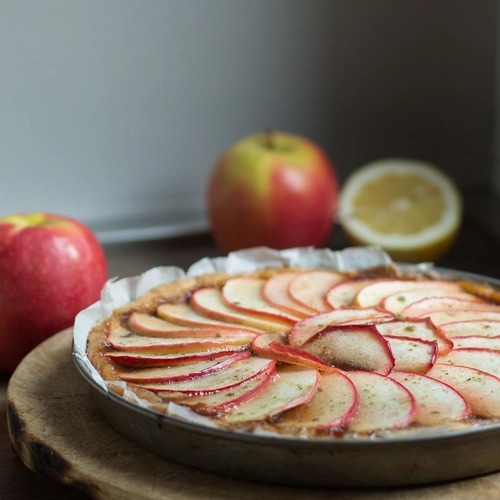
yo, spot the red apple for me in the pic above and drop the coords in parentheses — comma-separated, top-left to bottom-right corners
(0, 212, 108, 373)
(207, 131, 339, 253)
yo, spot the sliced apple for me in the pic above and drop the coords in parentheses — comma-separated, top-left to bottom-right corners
(221, 366, 320, 425)
(402, 297, 500, 318)
(108, 325, 254, 354)
(301, 324, 395, 375)
(449, 336, 500, 350)
(288, 270, 345, 312)
(416, 309, 500, 327)
(190, 287, 289, 333)
(222, 277, 300, 325)
(136, 356, 275, 394)
(115, 351, 250, 383)
(276, 371, 358, 430)
(160, 369, 275, 415)
(129, 312, 256, 338)
(440, 320, 500, 338)
(105, 349, 242, 367)
(156, 302, 263, 334)
(325, 279, 375, 309)
(345, 371, 417, 433)
(381, 289, 482, 315)
(288, 307, 393, 347)
(439, 347, 500, 379)
(262, 272, 314, 317)
(385, 336, 437, 373)
(389, 371, 470, 425)
(252, 332, 339, 372)
(353, 279, 462, 308)
(427, 363, 500, 418)
(375, 318, 453, 355)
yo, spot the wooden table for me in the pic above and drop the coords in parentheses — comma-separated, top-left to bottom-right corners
(2, 219, 500, 499)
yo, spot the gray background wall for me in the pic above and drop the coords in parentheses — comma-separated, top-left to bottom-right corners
(1, 1, 497, 235)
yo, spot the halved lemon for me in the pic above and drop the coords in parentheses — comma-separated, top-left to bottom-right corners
(338, 158, 463, 263)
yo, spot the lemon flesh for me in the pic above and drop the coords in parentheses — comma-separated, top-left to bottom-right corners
(338, 158, 463, 263)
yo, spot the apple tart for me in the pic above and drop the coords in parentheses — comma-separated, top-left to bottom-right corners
(81, 247, 500, 439)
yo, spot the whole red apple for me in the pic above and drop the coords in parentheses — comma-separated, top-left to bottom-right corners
(207, 131, 339, 253)
(0, 212, 108, 373)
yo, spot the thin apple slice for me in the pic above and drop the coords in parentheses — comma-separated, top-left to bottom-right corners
(108, 325, 254, 354)
(105, 349, 241, 367)
(137, 356, 275, 394)
(129, 312, 256, 338)
(389, 371, 470, 425)
(450, 336, 500, 350)
(221, 366, 320, 425)
(375, 318, 453, 355)
(156, 302, 263, 333)
(160, 369, 275, 415)
(288, 307, 394, 347)
(302, 324, 395, 375)
(439, 347, 500, 379)
(402, 297, 500, 318)
(115, 351, 250, 383)
(288, 270, 345, 312)
(252, 333, 339, 372)
(190, 287, 289, 333)
(381, 289, 482, 315)
(325, 279, 375, 309)
(277, 371, 358, 430)
(427, 363, 500, 417)
(222, 277, 300, 325)
(385, 336, 437, 373)
(417, 309, 500, 327)
(345, 371, 417, 433)
(353, 279, 462, 308)
(262, 272, 314, 317)
(440, 320, 500, 338)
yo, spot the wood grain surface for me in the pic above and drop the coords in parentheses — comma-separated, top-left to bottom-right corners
(5, 328, 500, 499)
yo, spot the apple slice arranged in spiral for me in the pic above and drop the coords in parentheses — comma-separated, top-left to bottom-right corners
(301, 324, 395, 375)
(402, 297, 500, 318)
(389, 371, 470, 425)
(440, 320, 500, 338)
(450, 336, 500, 350)
(345, 371, 417, 433)
(384, 336, 437, 373)
(277, 371, 358, 430)
(423, 309, 500, 326)
(325, 279, 376, 309)
(439, 347, 500, 379)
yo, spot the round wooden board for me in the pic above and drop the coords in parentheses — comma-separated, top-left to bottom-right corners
(6, 329, 500, 500)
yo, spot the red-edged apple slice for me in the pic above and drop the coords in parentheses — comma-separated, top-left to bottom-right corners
(439, 347, 500, 379)
(427, 363, 500, 417)
(288, 270, 345, 312)
(450, 336, 500, 350)
(108, 325, 254, 354)
(137, 356, 275, 394)
(222, 277, 300, 325)
(129, 312, 257, 338)
(302, 324, 395, 375)
(440, 320, 500, 338)
(325, 279, 375, 309)
(252, 332, 339, 372)
(262, 272, 314, 317)
(115, 351, 250, 383)
(156, 302, 263, 334)
(161, 368, 275, 415)
(375, 318, 453, 355)
(221, 366, 320, 425)
(381, 289, 482, 315)
(385, 336, 437, 373)
(288, 307, 393, 347)
(277, 371, 358, 430)
(105, 349, 242, 367)
(345, 371, 417, 433)
(353, 280, 463, 308)
(402, 297, 500, 318)
(418, 309, 500, 327)
(389, 371, 470, 425)
(190, 287, 289, 333)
